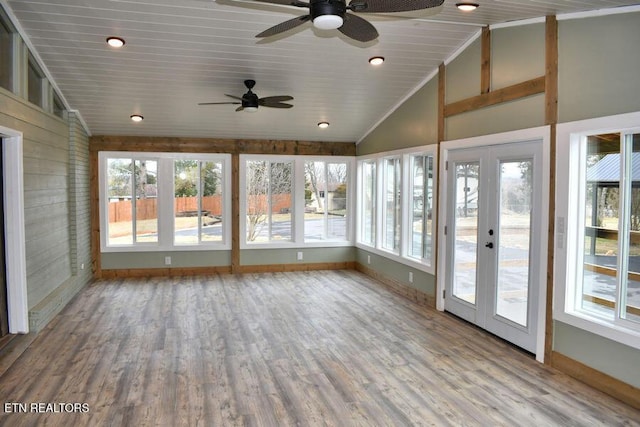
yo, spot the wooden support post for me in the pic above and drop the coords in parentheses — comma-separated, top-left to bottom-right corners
(481, 26, 491, 94)
(231, 153, 240, 273)
(544, 15, 558, 364)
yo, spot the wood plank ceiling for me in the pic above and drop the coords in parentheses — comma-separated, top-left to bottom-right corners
(5, 0, 638, 142)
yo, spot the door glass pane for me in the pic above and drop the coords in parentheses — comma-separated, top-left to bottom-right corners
(624, 133, 640, 323)
(582, 134, 619, 318)
(496, 161, 532, 326)
(453, 162, 479, 304)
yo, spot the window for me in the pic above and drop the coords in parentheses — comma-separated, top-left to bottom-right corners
(27, 54, 45, 108)
(53, 91, 65, 118)
(174, 159, 224, 245)
(100, 152, 231, 251)
(304, 161, 349, 242)
(245, 159, 293, 243)
(357, 146, 437, 272)
(359, 160, 376, 246)
(382, 157, 401, 252)
(240, 155, 354, 248)
(407, 154, 434, 262)
(555, 113, 640, 350)
(0, 10, 13, 92)
(106, 157, 158, 245)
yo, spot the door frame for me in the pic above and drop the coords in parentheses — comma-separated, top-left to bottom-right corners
(437, 126, 550, 362)
(1, 125, 29, 334)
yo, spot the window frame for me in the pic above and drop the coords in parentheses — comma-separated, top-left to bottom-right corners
(239, 154, 355, 249)
(356, 145, 438, 273)
(99, 151, 231, 252)
(555, 111, 640, 350)
(0, 7, 15, 93)
(27, 53, 45, 108)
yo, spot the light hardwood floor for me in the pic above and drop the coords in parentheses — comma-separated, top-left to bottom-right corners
(1, 270, 639, 426)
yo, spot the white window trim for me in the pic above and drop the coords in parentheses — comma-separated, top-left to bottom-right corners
(1, 125, 29, 334)
(356, 145, 438, 274)
(555, 112, 640, 350)
(239, 154, 355, 249)
(99, 151, 231, 252)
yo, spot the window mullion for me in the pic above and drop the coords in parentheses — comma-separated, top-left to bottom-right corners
(267, 162, 273, 241)
(323, 163, 329, 240)
(617, 134, 632, 324)
(131, 159, 137, 243)
(197, 161, 203, 244)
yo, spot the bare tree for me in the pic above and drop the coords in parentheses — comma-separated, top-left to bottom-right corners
(246, 161, 292, 241)
(305, 162, 325, 211)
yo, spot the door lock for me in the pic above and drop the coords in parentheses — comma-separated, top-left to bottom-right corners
(485, 242, 494, 248)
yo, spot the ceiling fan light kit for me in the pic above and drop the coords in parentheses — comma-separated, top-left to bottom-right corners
(456, 2, 479, 11)
(313, 14, 344, 30)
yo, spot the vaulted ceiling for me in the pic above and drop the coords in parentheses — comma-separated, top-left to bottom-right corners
(5, 0, 637, 142)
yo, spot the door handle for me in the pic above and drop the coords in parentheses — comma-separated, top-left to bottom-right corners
(485, 242, 494, 248)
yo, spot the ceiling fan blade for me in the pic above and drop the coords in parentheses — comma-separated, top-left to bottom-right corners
(198, 102, 241, 105)
(349, 0, 443, 13)
(261, 102, 294, 109)
(235, 106, 245, 112)
(225, 94, 244, 101)
(259, 95, 294, 104)
(256, 15, 311, 38)
(338, 13, 378, 42)
(251, 0, 310, 7)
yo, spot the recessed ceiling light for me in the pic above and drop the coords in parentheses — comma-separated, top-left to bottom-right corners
(130, 114, 144, 122)
(456, 2, 479, 11)
(369, 56, 385, 66)
(106, 36, 125, 48)
(317, 122, 330, 129)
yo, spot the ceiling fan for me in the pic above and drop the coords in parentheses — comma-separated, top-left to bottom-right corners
(250, 0, 445, 42)
(198, 79, 293, 112)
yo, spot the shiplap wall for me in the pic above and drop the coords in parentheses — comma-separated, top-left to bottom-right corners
(68, 111, 91, 284)
(1, 87, 91, 331)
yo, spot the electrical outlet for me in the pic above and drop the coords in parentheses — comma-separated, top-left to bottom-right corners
(164, 256, 171, 265)
(367, 255, 371, 264)
(297, 251, 303, 261)
(409, 272, 413, 283)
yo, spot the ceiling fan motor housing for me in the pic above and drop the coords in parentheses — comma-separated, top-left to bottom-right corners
(242, 92, 259, 109)
(310, 0, 347, 21)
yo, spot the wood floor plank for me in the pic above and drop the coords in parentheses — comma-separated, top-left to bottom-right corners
(0, 270, 638, 426)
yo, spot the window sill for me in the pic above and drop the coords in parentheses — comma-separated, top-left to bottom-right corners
(102, 244, 231, 252)
(240, 241, 353, 250)
(356, 242, 434, 274)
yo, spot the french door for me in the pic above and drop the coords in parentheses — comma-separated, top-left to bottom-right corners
(444, 141, 543, 353)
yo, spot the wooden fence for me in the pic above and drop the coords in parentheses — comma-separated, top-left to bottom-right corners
(108, 194, 291, 222)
